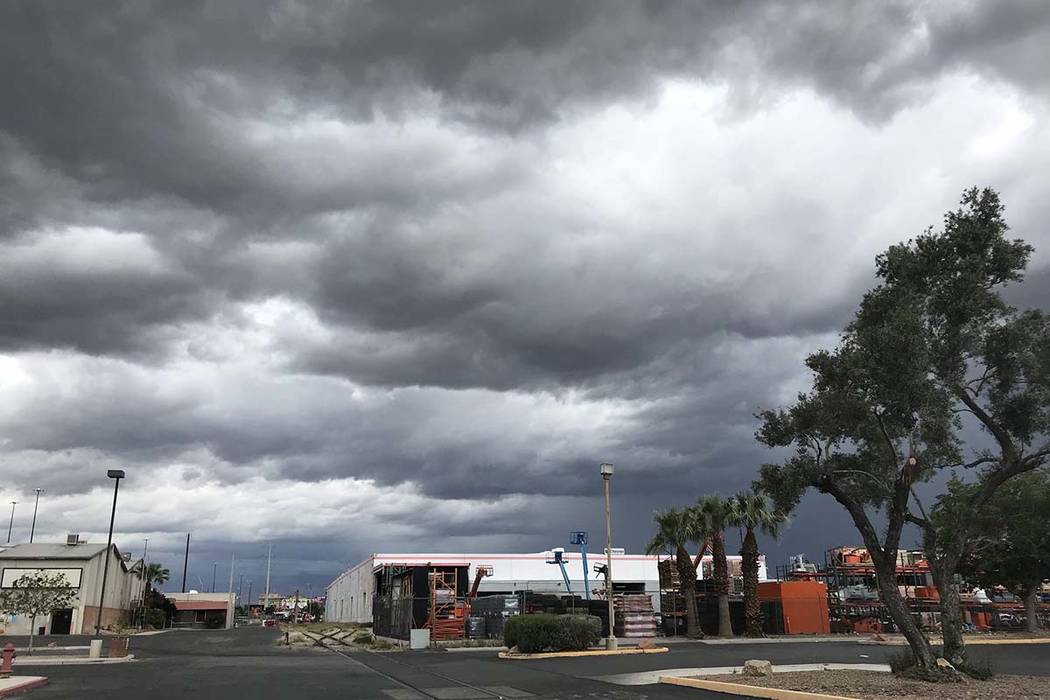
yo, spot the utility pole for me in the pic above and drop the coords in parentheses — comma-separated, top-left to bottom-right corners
(182, 533, 191, 593)
(212, 562, 217, 592)
(29, 489, 43, 543)
(227, 554, 235, 628)
(247, 581, 253, 611)
(6, 501, 16, 544)
(264, 543, 272, 615)
(238, 574, 244, 603)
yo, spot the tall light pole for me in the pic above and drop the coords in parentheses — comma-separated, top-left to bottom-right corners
(600, 462, 617, 650)
(140, 538, 149, 629)
(6, 501, 15, 544)
(29, 489, 43, 543)
(264, 543, 272, 615)
(95, 469, 125, 636)
(181, 533, 190, 592)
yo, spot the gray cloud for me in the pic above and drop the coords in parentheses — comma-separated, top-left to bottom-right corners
(2, 0, 1049, 585)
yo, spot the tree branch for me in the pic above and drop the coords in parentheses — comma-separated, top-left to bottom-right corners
(955, 388, 1016, 461)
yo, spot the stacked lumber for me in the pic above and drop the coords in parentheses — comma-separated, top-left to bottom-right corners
(658, 560, 680, 589)
(613, 594, 657, 638)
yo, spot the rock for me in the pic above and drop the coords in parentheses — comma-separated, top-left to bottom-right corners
(742, 659, 773, 677)
(936, 658, 956, 670)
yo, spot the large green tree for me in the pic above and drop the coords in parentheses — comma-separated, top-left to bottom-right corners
(728, 491, 786, 638)
(697, 495, 734, 637)
(646, 507, 704, 638)
(950, 470, 1050, 633)
(757, 189, 1049, 674)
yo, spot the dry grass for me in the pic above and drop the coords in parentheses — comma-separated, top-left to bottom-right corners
(705, 670, 1050, 699)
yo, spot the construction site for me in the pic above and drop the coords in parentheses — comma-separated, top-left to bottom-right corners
(324, 548, 760, 642)
(324, 543, 1048, 644)
(780, 547, 1050, 635)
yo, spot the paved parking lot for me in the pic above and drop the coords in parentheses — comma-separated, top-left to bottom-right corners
(23, 627, 728, 699)
(18, 628, 1050, 699)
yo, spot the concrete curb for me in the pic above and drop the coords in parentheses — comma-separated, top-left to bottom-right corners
(499, 647, 668, 660)
(0, 676, 48, 697)
(597, 662, 890, 686)
(661, 675, 858, 700)
(860, 637, 1050, 646)
(692, 637, 870, 646)
(14, 654, 135, 666)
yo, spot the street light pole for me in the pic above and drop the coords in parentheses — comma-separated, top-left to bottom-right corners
(6, 502, 15, 544)
(95, 469, 125, 636)
(29, 489, 43, 543)
(140, 538, 149, 630)
(600, 462, 617, 650)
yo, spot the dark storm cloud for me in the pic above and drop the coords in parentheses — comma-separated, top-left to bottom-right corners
(1, 0, 1047, 361)
(2, 0, 1050, 586)
(2, 0, 1048, 215)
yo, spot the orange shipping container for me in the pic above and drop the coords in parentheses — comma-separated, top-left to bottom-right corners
(758, 581, 831, 635)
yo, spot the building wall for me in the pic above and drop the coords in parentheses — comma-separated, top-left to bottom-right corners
(0, 546, 144, 635)
(166, 592, 235, 629)
(325, 556, 374, 624)
(323, 551, 767, 624)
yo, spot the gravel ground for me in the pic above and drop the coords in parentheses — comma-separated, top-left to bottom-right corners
(705, 670, 1050, 699)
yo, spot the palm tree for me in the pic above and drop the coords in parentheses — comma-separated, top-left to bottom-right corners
(139, 563, 170, 595)
(646, 507, 704, 638)
(728, 491, 787, 638)
(697, 495, 734, 637)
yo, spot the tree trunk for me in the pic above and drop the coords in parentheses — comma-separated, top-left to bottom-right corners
(741, 528, 762, 637)
(712, 531, 734, 637)
(675, 545, 702, 638)
(1024, 582, 1039, 633)
(872, 558, 938, 669)
(928, 555, 966, 667)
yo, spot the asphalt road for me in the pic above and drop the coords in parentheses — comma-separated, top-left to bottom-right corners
(21, 628, 1050, 699)
(26, 627, 730, 699)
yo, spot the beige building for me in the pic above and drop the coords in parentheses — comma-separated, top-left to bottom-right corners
(167, 591, 235, 629)
(0, 540, 144, 635)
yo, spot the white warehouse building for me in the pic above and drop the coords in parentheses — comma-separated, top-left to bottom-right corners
(325, 550, 766, 624)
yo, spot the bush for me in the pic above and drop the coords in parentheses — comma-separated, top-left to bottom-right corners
(504, 614, 602, 653)
(551, 615, 602, 651)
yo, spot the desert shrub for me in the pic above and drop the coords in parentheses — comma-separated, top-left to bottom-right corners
(551, 615, 601, 651)
(143, 608, 167, 628)
(504, 614, 560, 653)
(352, 632, 373, 644)
(503, 614, 601, 653)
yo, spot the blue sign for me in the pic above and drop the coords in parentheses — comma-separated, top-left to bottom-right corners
(570, 531, 587, 545)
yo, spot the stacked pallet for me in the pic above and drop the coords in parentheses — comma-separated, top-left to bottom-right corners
(613, 594, 657, 638)
(658, 559, 680, 589)
(660, 592, 685, 615)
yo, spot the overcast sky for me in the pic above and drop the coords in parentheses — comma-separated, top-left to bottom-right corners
(2, 1, 1049, 597)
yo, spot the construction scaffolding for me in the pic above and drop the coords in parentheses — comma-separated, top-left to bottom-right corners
(426, 570, 465, 640)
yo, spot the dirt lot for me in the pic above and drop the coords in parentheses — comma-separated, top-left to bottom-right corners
(705, 670, 1050, 699)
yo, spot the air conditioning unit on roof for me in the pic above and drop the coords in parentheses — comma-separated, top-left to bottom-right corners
(66, 534, 80, 546)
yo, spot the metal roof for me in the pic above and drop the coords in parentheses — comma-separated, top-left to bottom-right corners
(0, 543, 110, 560)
